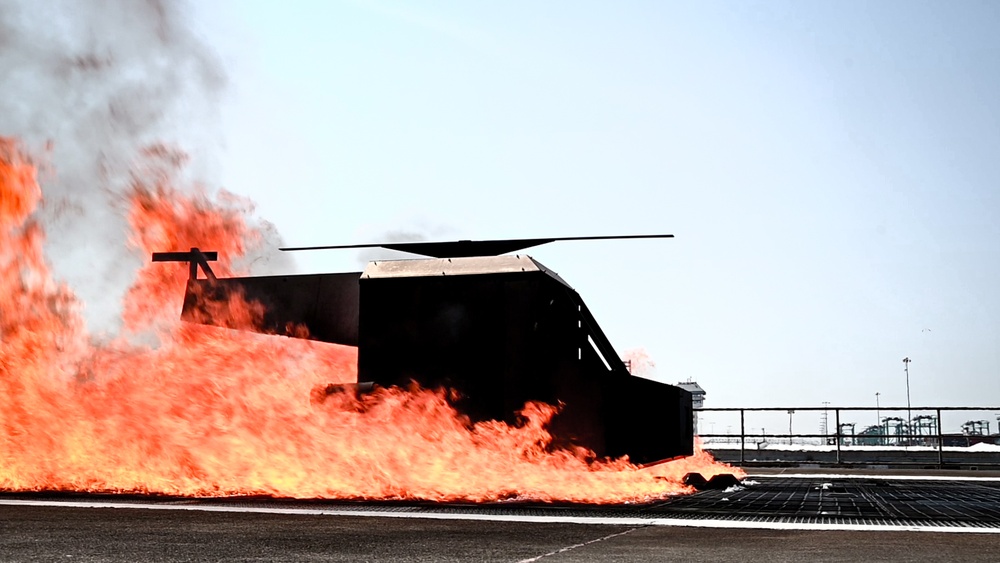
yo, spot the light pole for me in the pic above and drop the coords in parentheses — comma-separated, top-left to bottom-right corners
(787, 410, 795, 446)
(821, 401, 830, 442)
(875, 392, 882, 446)
(903, 357, 912, 439)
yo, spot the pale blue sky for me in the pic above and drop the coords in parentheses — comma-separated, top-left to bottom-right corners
(194, 1, 1000, 426)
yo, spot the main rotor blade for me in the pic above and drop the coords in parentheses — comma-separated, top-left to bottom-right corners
(279, 234, 673, 258)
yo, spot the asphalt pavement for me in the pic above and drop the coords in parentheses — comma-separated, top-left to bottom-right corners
(1, 503, 999, 562)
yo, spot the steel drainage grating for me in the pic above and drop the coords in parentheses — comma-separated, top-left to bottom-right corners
(635, 477, 1000, 528)
(3, 477, 1000, 529)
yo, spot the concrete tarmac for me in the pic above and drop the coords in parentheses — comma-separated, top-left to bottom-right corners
(2, 504, 999, 562)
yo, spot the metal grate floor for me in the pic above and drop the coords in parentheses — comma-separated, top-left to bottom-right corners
(4, 477, 1000, 529)
(638, 477, 1000, 528)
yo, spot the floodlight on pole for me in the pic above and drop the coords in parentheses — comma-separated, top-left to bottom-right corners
(903, 357, 912, 438)
(821, 401, 830, 438)
(787, 410, 795, 446)
(876, 392, 882, 446)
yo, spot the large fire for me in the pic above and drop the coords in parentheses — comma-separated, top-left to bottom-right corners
(0, 137, 741, 502)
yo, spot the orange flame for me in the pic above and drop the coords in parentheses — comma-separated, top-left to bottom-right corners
(0, 137, 742, 502)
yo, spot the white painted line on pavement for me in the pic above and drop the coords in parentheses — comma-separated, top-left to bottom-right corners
(749, 473, 1000, 482)
(1, 498, 998, 534)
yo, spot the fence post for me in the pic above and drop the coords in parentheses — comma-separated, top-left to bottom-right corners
(740, 409, 745, 466)
(835, 408, 842, 464)
(936, 408, 943, 469)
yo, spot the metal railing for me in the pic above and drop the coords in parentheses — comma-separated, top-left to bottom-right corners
(695, 406, 1000, 468)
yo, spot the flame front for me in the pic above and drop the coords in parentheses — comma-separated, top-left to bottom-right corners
(0, 137, 741, 503)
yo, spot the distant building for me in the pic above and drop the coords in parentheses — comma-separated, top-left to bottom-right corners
(676, 380, 706, 435)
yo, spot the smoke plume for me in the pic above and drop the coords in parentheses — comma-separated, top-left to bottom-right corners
(0, 0, 288, 335)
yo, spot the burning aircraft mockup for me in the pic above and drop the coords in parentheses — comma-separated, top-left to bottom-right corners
(154, 235, 693, 465)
